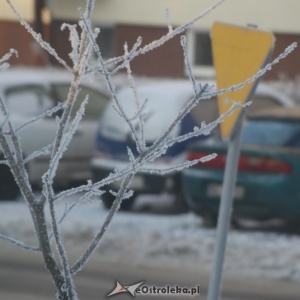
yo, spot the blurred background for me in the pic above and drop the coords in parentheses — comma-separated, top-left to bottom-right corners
(1, 1, 300, 299)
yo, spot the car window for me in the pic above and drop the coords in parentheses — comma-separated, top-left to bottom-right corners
(4, 85, 53, 116)
(250, 95, 281, 111)
(189, 93, 286, 137)
(242, 119, 300, 147)
(52, 84, 109, 120)
(190, 94, 282, 125)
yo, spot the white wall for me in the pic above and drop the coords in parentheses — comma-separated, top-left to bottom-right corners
(0, 0, 34, 22)
(47, 0, 300, 34)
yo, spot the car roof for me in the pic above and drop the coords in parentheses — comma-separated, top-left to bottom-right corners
(0, 67, 72, 84)
(0, 67, 110, 95)
(116, 78, 295, 107)
(248, 107, 300, 121)
(112, 80, 195, 118)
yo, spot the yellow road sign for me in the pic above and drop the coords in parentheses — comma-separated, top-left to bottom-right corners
(211, 22, 274, 139)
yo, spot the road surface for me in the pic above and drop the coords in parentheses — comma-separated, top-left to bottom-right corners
(0, 244, 299, 299)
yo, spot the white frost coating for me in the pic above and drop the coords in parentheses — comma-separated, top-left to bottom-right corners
(61, 23, 80, 68)
(165, 8, 173, 33)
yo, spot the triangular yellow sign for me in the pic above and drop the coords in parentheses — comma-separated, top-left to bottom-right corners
(211, 22, 274, 139)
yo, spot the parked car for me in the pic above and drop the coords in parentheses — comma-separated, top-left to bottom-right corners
(92, 80, 294, 211)
(182, 107, 300, 227)
(0, 67, 110, 200)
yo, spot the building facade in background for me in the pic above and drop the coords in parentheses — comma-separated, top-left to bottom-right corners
(0, 0, 299, 80)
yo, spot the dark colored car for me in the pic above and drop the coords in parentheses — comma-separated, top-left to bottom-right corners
(182, 107, 300, 226)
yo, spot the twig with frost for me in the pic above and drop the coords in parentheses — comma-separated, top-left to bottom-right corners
(0, 96, 29, 187)
(5, 0, 72, 72)
(139, 153, 218, 175)
(199, 43, 297, 101)
(70, 173, 135, 275)
(124, 42, 146, 152)
(15, 102, 66, 133)
(0, 91, 64, 295)
(181, 35, 199, 96)
(45, 96, 88, 182)
(0, 48, 17, 65)
(165, 8, 173, 33)
(79, 9, 145, 153)
(24, 144, 53, 164)
(0, 48, 17, 72)
(0, 234, 40, 252)
(90, 0, 226, 75)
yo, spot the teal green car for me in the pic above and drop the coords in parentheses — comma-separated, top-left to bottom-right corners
(182, 107, 300, 226)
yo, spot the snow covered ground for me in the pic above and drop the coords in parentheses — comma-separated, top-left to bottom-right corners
(1, 194, 300, 283)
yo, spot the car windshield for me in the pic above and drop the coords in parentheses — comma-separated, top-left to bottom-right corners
(242, 119, 300, 147)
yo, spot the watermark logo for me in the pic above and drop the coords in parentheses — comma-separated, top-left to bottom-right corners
(107, 281, 145, 297)
(107, 280, 201, 298)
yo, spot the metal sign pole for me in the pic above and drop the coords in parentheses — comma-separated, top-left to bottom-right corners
(206, 112, 244, 300)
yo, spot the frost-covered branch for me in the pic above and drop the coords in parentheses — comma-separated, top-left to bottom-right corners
(79, 9, 145, 153)
(181, 35, 199, 97)
(5, 0, 72, 72)
(71, 173, 135, 275)
(0, 48, 17, 72)
(123, 42, 146, 152)
(15, 102, 66, 133)
(89, 0, 226, 74)
(45, 96, 88, 182)
(24, 144, 53, 164)
(200, 42, 297, 101)
(0, 233, 40, 252)
(139, 153, 218, 175)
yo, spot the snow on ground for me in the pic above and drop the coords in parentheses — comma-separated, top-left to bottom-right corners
(1, 194, 300, 283)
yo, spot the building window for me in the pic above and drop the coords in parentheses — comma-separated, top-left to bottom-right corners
(194, 32, 213, 66)
(94, 26, 115, 59)
(187, 30, 214, 78)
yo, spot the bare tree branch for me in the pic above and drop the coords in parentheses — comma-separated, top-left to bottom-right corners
(5, 0, 72, 72)
(0, 233, 40, 252)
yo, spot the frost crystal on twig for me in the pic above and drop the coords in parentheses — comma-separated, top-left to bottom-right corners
(165, 8, 173, 33)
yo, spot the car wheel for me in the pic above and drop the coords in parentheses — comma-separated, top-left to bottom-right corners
(0, 164, 20, 200)
(285, 218, 300, 234)
(101, 191, 136, 211)
(173, 191, 189, 214)
(202, 212, 218, 228)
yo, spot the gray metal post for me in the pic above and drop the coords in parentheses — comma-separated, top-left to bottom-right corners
(206, 114, 244, 300)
